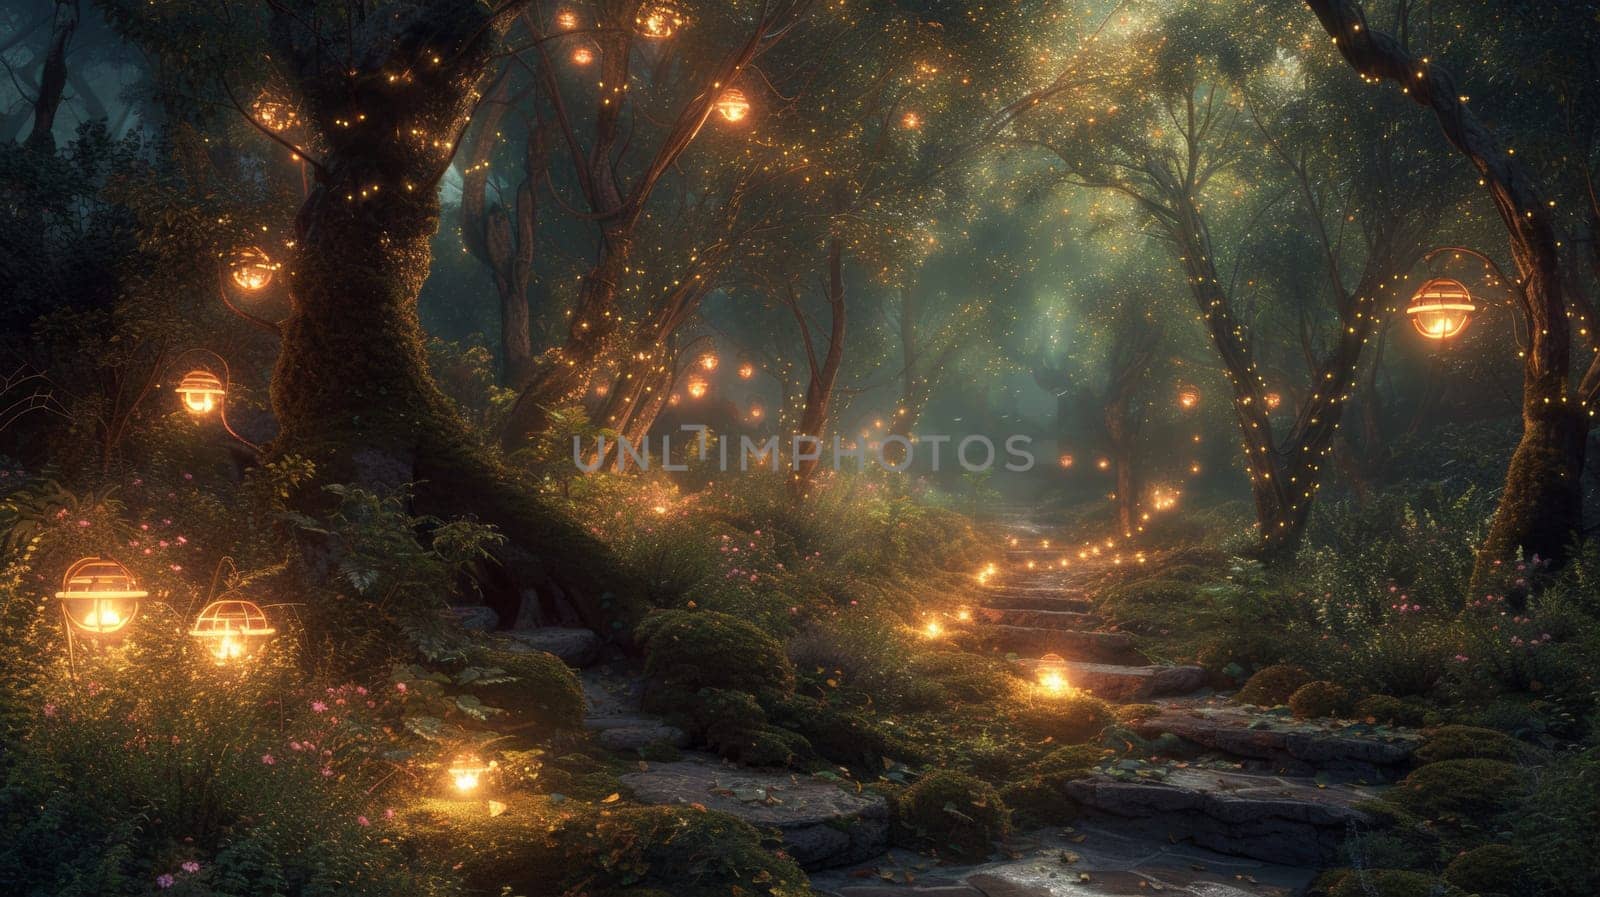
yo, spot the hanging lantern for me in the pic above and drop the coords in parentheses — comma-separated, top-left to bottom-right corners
(1176, 384, 1200, 410)
(176, 370, 226, 416)
(554, 9, 579, 30)
(668, 392, 682, 406)
(1407, 277, 1476, 340)
(698, 352, 719, 372)
(748, 402, 764, 421)
(901, 111, 922, 130)
(189, 595, 276, 664)
(686, 377, 708, 399)
(229, 247, 279, 292)
(1263, 391, 1282, 410)
(449, 755, 491, 793)
(570, 44, 595, 65)
(1036, 653, 1070, 696)
(250, 97, 298, 133)
(715, 88, 751, 124)
(56, 558, 145, 639)
(634, 2, 684, 38)
(921, 619, 943, 640)
(1058, 453, 1074, 469)
(737, 362, 755, 380)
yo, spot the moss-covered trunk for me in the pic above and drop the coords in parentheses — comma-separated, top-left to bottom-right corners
(267, 0, 643, 634)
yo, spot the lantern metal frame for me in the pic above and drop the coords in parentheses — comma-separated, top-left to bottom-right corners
(189, 592, 277, 664)
(217, 257, 285, 337)
(1035, 652, 1071, 695)
(167, 349, 261, 453)
(176, 369, 227, 416)
(56, 557, 146, 643)
(714, 87, 752, 124)
(1406, 277, 1477, 340)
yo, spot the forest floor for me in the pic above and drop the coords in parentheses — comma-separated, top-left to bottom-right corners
(554, 510, 1422, 896)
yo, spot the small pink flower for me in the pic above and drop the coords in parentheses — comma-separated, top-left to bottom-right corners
(77, 519, 91, 527)
(311, 701, 328, 713)
(181, 861, 200, 874)
(1454, 655, 1470, 662)
(384, 807, 395, 820)
(321, 766, 334, 777)
(395, 682, 407, 693)
(357, 815, 370, 826)
(157, 874, 175, 889)
(261, 753, 275, 765)
(42, 703, 56, 718)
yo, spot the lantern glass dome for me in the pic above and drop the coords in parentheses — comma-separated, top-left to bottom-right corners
(189, 595, 276, 663)
(715, 88, 751, 123)
(230, 247, 279, 292)
(1036, 653, 1070, 695)
(1407, 277, 1476, 339)
(1176, 384, 1200, 410)
(177, 370, 226, 415)
(449, 755, 490, 793)
(686, 377, 708, 399)
(635, 3, 684, 38)
(56, 557, 145, 638)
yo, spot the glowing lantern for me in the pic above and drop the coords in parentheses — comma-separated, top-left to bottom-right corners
(571, 45, 595, 65)
(1176, 384, 1200, 410)
(1407, 277, 1476, 340)
(555, 9, 579, 30)
(955, 606, 973, 623)
(922, 619, 943, 639)
(250, 97, 297, 132)
(189, 595, 276, 663)
(686, 377, 708, 399)
(668, 393, 682, 406)
(635, 3, 683, 38)
(1058, 453, 1073, 468)
(56, 558, 145, 639)
(698, 352, 719, 372)
(176, 370, 226, 416)
(1036, 653, 1070, 696)
(901, 111, 922, 130)
(229, 247, 278, 292)
(593, 382, 610, 397)
(715, 88, 751, 124)
(449, 755, 491, 793)
(1263, 392, 1282, 410)
(737, 362, 755, 380)
(748, 402, 764, 421)
(1096, 457, 1110, 471)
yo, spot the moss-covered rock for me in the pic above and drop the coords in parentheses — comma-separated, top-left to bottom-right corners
(766, 693, 913, 773)
(1010, 693, 1114, 743)
(465, 646, 585, 730)
(637, 609, 795, 697)
(1113, 703, 1161, 722)
(1289, 680, 1354, 719)
(1416, 725, 1542, 766)
(1441, 844, 1525, 896)
(400, 795, 809, 897)
(1234, 664, 1313, 706)
(1354, 694, 1436, 727)
(1321, 869, 1466, 897)
(906, 650, 1017, 705)
(896, 769, 1010, 861)
(1389, 759, 1529, 821)
(998, 745, 1100, 827)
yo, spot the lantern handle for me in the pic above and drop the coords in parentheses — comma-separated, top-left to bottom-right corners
(167, 349, 263, 455)
(217, 264, 284, 337)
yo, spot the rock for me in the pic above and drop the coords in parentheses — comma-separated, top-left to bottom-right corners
(974, 625, 1140, 664)
(597, 722, 689, 751)
(1013, 661, 1206, 702)
(619, 756, 890, 870)
(1131, 703, 1418, 779)
(974, 607, 1101, 630)
(1063, 767, 1378, 865)
(499, 627, 601, 668)
(446, 605, 498, 631)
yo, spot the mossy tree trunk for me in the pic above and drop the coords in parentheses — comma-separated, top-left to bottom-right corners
(1303, 0, 1600, 591)
(267, 0, 642, 632)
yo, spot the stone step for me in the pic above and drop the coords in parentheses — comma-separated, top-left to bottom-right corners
(1129, 702, 1419, 780)
(978, 594, 1094, 614)
(580, 668, 689, 752)
(972, 625, 1141, 664)
(496, 626, 602, 668)
(808, 821, 1314, 897)
(974, 607, 1100, 630)
(1063, 767, 1380, 866)
(1012, 659, 1207, 702)
(619, 755, 890, 870)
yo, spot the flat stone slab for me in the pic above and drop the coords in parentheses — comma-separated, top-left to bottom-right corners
(809, 822, 1314, 896)
(974, 625, 1140, 664)
(620, 756, 889, 870)
(1012, 660, 1206, 702)
(976, 608, 1101, 630)
(579, 669, 690, 751)
(1130, 702, 1418, 779)
(499, 627, 601, 668)
(978, 594, 1095, 614)
(1064, 768, 1380, 865)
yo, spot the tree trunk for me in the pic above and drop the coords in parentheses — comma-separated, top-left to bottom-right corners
(23, 0, 78, 153)
(1302, 0, 1598, 588)
(789, 238, 846, 498)
(268, 0, 643, 632)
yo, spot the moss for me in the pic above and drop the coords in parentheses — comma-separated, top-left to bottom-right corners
(998, 745, 1100, 827)
(1289, 680, 1354, 719)
(905, 650, 1017, 705)
(1114, 703, 1161, 722)
(1389, 759, 1529, 821)
(766, 693, 913, 774)
(1441, 844, 1525, 896)
(1354, 694, 1435, 727)
(896, 769, 1010, 861)
(401, 797, 809, 897)
(1235, 664, 1313, 706)
(637, 609, 795, 698)
(1415, 725, 1543, 766)
(1010, 693, 1114, 743)
(465, 646, 585, 731)
(1322, 869, 1466, 897)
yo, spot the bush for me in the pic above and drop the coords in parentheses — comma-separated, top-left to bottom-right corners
(1442, 844, 1525, 896)
(1322, 869, 1466, 897)
(1009, 693, 1114, 743)
(896, 770, 1010, 861)
(1389, 759, 1528, 822)
(463, 646, 585, 731)
(1415, 725, 1542, 766)
(1354, 694, 1436, 727)
(1235, 664, 1312, 706)
(1289, 681, 1354, 719)
(997, 745, 1100, 826)
(1511, 746, 1600, 897)
(637, 609, 795, 698)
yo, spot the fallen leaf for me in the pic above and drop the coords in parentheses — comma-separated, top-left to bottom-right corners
(487, 800, 507, 817)
(602, 793, 621, 804)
